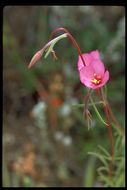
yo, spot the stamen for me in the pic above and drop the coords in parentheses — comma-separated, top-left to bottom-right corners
(91, 74, 101, 85)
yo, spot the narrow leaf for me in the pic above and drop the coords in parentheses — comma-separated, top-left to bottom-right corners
(98, 145, 110, 157)
(90, 97, 108, 126)
(88, 152, 108, 167)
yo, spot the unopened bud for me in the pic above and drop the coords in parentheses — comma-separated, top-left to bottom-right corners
(28, 50, 43, 69)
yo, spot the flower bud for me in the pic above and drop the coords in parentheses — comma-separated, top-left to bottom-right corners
(28, 50, 43, 69)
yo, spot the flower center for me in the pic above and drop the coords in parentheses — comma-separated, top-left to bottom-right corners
(91, 73, 101, 85)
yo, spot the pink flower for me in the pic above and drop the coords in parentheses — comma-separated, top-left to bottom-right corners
(77, 50, 109, 89)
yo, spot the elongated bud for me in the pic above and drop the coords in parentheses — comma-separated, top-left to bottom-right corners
(28, 50, 43, 69)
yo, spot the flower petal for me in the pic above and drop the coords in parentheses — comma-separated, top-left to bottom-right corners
(102, 70, 109, 84)
(77, 53, 93, 71)
(81, 79, 95, 89)
(79, 64, 94, 84)
(80, 70, 109, 89)
(88, 70, 109, 89)
(92, 60, 105, 76)
(90, 50, 100, 60)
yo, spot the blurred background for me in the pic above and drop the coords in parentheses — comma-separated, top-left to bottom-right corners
(3, 6, 125, 187)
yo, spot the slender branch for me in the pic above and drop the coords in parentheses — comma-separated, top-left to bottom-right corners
(106, 101, 124, 136)
(100, 88, 114, 180)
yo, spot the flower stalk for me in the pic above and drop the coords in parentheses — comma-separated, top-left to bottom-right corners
(49, 27, 86, 66)
(100, 88, 114, 180)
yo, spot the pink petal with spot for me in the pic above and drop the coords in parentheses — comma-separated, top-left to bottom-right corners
(88, 70, 109, 89)
(79, 69, 109, 89)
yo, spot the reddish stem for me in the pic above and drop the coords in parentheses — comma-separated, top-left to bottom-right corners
(106, 101, 124, 135)
(100, 88, 114, 180)
(49, 27, 86, 66)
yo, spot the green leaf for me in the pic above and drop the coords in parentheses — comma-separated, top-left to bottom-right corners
(114, 156, 124, 161)
(98, 145, 110, 157)
(97, 166, 109, 173)
(115, 135, 121, 151)
(114, 174, 125, 187)
(98, 172, 113, 187)
(90, 97, 108, 126)
(88, 152, 108, 167)
(114, 157, 125, 179)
